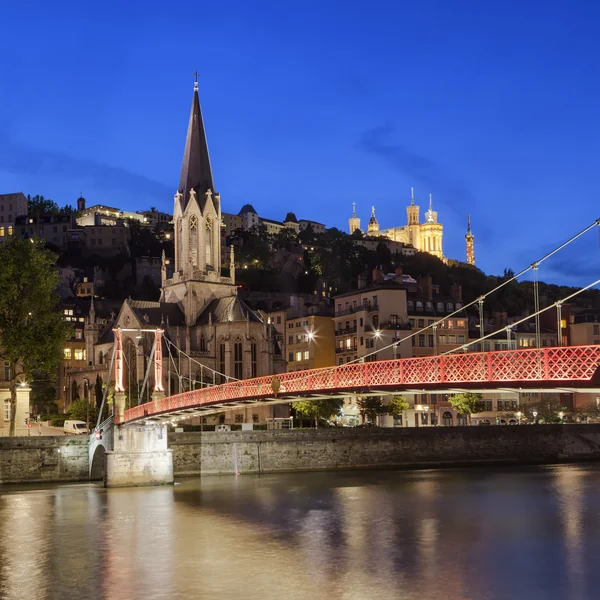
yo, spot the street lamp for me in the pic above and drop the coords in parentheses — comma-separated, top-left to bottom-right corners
(558, 410, 564, 422)
(516, 411, 522, 424)
(532, 409, 538, 423)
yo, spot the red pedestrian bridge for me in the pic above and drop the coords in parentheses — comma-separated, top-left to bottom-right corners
(118, 345, 600, 425)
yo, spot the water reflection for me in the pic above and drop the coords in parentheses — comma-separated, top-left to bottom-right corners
(2, 466, 600, 599)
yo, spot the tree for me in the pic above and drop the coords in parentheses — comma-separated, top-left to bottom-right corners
(356, 396, 387, 424)
(387, 395, 409, 417)
(0, 239, 72, 435)
(293, 398, 343, 428)
(95, 375, 104, 411)
(27, 195, 59, 217)
(448, 393, 484, 425)
(67, 397, 97, 427)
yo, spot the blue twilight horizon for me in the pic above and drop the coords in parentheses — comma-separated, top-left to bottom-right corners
(1, 0, 599, 286)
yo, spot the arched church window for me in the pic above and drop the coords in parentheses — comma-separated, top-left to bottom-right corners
(189, 214, 198, 268)
(251, 341, 258, 377)
(234, 340, 243, 379)
(200, 334, 206, 352)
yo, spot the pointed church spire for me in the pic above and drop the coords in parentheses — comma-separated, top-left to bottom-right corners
(178, 76, 216, 213)
(89, 294, 95, 324)
(411, 187, 415, 206)
(429, 193, 433, 211)
(352, 201, 356, 218)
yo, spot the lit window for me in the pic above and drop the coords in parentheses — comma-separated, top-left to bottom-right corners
(74, 349, 84, 360)
(560, 319, 567, 329)
(64, 348, 72, 359)
(0, 227, 4, 236)
(303, 350, 309, 360)
(8, 226, 12, 235)
(296, 351, 302, 361)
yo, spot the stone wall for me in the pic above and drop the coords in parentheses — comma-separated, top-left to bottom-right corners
(169, 424, 600, 476)
(0, 437, 88, 483)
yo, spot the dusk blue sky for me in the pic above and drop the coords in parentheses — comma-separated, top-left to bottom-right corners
(1, 0, 599, 286)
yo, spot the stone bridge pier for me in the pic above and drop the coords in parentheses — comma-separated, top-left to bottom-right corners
(102, 327, 172, 487)
(105, 423, 173, 487)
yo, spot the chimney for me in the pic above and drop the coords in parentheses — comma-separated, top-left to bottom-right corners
(394, 266, 403, 284)
(372, 267, 383, 284)
(450, 283, 463, 303)
(417, 276, 433, 299)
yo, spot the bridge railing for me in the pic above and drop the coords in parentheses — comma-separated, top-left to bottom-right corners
(121, 345, 600, 423)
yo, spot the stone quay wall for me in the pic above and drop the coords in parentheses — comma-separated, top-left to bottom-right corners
(0, 437, 88, 483)
(169, 425, 600, 476)
(3, 426, 600, 484)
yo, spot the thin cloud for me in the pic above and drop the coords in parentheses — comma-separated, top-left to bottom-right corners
(0, 132, 171, 203)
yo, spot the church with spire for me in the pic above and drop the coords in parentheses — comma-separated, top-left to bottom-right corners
(351, 188, 444, 260)
(76, 80, 286, 420)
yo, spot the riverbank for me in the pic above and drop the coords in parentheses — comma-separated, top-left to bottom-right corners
(3, 425, 600, 484)
(170, 424, 600, 476)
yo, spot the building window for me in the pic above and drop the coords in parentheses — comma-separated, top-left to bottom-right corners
(75, 329, 83, 340)
(446, 303, 453, 311)
(296, 351, 302, 361)
(3, 400, 9, 421)
(74, 349, 85, 361)
(234, 342, 243, 379)
(0, 227, 4, 237)
(303, 350, 309, 360)
(4, 361, 9, 381)
(277, 316, 281, 324)
(428, 334, 434, 347)
(251, 343, 257, 378)
(219, 343, 226, 382)
(289, 352, 294, 362)
(200, 335, 206, 352)
(418, 334, 425, 347)
(416, 301, 423, 310)
(594, 325, 600, 336)
(235, 414, 243, 423)
(7, 226, 12, 235)
(64, 348, 72, 360)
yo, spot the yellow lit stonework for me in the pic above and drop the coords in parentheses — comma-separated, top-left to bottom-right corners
(352, 189, 444, 260)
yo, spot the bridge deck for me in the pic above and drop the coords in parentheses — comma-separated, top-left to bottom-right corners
(120, 345, 600, 424)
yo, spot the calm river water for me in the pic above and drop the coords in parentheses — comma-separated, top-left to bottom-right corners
(1, 464, 600, 600)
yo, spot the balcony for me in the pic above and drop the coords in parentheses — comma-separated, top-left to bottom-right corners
(335, 326, 357, 336)
(336, 345, 358, 354)
(336, 302, 378, 317)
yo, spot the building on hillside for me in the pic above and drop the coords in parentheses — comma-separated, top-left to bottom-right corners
(0, 192, 27, 243)
(15, 214, 75, 249)
(286, 315, 335, 372)
(138, 209, 173, 228)
(351, 188, 444, 260)
(136, 256, 162, 287)
(298, 219, 326, 235)
(67, 80, 287, 427)
(76, 199, 147, 226)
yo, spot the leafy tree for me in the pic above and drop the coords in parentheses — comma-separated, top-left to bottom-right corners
(356, 396, 388, 424)
(299, 223, 316, 244)
(0, 239, 72, 434)
(387, 395, 410, 417)
(293, 398, 343, 428)
(448, 393, 484, 425)
(27, 194, 59, 217)
(95, 375, 104, 411)
(272, 227, 299, 251)
(575, 402, 600, 423)
(30, 370, 58, 415)
(67, 397, 97, 426)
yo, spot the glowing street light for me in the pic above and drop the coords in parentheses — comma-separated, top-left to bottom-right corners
(374, 330, 381, 338)
(532, 409, 538, 423)
(558, 410, 564, 421)
(307, 331, 315, 341)
(516, 410, 522, 424)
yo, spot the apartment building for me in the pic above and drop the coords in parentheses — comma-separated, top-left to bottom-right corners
(286, 315, 335, 372)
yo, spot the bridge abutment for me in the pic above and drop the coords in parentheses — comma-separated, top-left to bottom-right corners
(105, 424, 173, 487)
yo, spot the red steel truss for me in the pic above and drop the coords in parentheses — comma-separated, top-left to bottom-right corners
(120, 345, 600, 424)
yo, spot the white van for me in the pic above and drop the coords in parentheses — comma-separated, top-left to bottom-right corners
(63, 420, 89, 435)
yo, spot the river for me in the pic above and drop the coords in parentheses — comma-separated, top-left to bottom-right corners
(1, 464, 600, 600)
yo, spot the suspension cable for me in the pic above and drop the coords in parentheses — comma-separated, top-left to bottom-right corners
(440, 275, 600, 355)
